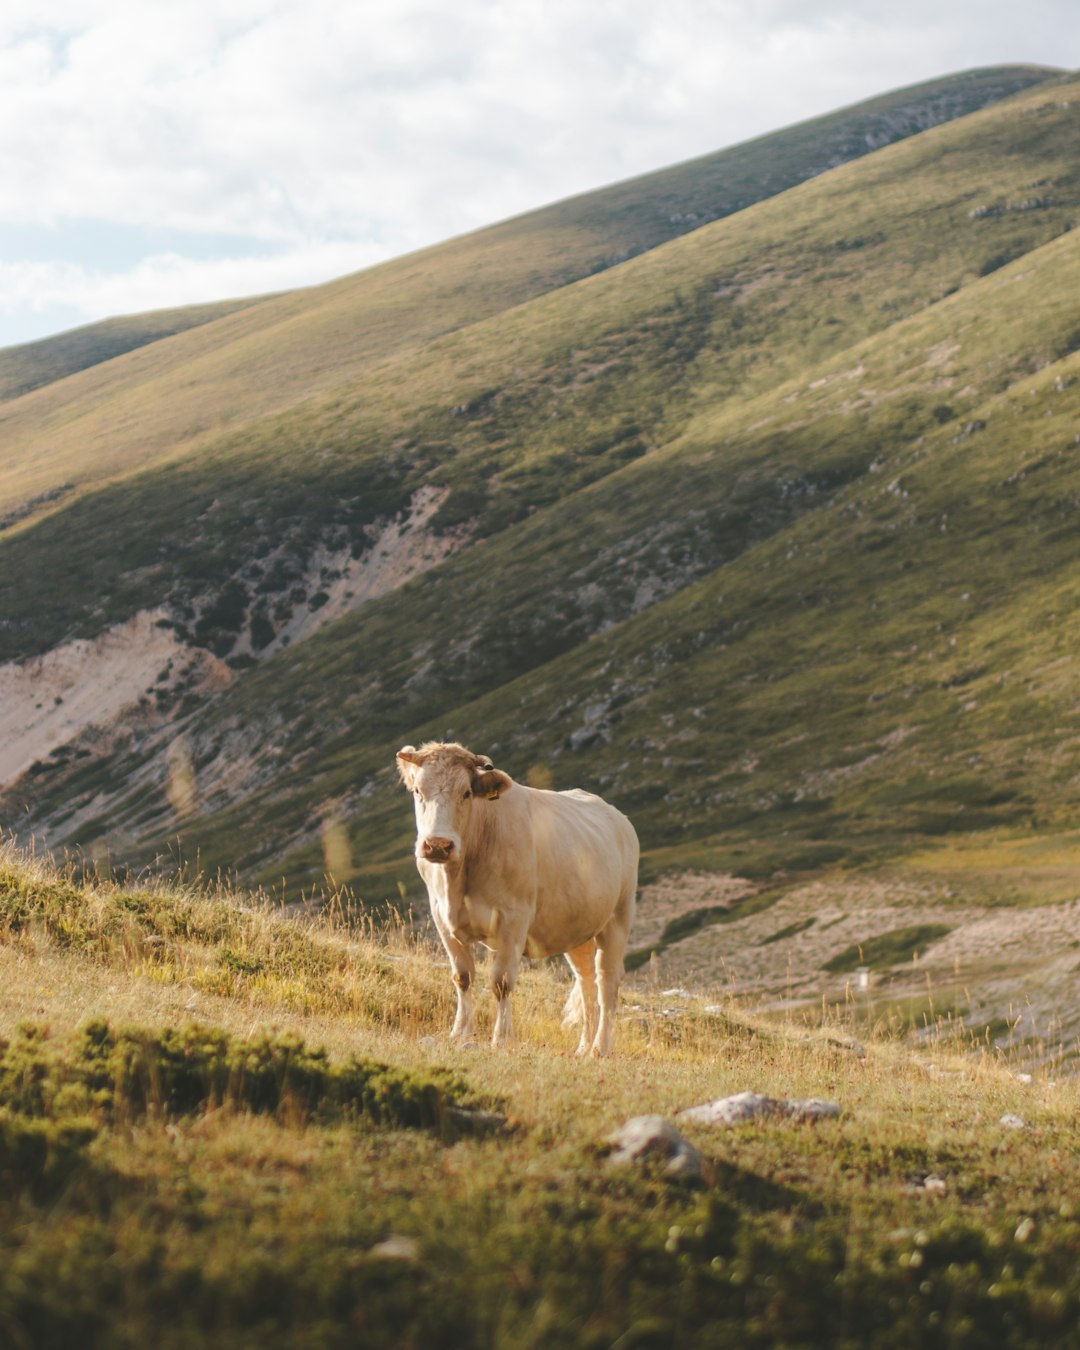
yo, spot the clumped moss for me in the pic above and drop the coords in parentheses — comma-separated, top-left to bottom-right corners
(0, 1020, 475, 1133)
(0, 1111, 98, 1200)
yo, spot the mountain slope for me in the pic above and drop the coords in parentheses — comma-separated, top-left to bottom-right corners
(101, 220, 1080, 892)
(2, 66, 1079, 919)
(0, 295, 272, 404)
(0, 65, 1057, 526)
(0, 69, 1075, 664)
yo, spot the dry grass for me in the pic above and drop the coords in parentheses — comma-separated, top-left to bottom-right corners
(4, 841, 1080, 1347)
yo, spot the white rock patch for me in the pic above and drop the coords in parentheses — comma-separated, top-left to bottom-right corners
(262, 485, 469, 656)
(0, 610, 201, 786)
(678, 1091, 840, 1126)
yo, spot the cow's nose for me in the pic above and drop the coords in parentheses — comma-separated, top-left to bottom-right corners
(421, 836, 456, 862)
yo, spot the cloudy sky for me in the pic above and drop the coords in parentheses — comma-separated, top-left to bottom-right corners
(1, 0, 1075, 350)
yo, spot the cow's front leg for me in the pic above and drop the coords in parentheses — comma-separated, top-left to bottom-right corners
(434, 922, 477, 1042)
(451, 960, 477, 1041)
(489, 910, 530, 1047)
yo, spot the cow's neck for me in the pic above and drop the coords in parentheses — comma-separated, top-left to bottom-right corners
(427, 800, 504, 935)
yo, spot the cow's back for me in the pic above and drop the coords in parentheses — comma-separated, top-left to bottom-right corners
(478, 783, 637, 956)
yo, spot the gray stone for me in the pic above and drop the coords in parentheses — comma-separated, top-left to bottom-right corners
(369, 1236, 420, 1262)
(606, 1115, 710, 1184)
(678, 1091, 841, 1127)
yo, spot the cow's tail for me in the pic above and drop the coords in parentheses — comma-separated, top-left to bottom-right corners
(561, 979, 584, 1029)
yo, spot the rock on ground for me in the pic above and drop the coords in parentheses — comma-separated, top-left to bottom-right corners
(677, 1091, 841, 1126)
(605, 1115, 711, 1184)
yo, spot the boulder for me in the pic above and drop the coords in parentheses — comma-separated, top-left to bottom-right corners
(605, 1115, 711, 1184)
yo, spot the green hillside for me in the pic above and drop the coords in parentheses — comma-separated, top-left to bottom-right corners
(2, 843, 1079, 1350)
(0, 65, 1055, 525)
(1, 65, 1079, 928)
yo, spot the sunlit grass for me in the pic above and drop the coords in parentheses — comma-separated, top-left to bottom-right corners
(2, 842, 1079, 1347)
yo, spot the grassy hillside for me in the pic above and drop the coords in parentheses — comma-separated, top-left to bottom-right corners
(0, 66, 1055, 525)
(2, 66, 1080, 921)
(1, 844, 1078, 1349)
(5, 70, 1078, 894)
(0, 70, 1075, 667)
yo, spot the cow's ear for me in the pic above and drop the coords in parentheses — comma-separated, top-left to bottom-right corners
(473, 768, 512, 801)
(396, 746, 422, 788)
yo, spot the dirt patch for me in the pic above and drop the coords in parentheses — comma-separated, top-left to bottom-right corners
(261, 486, 470, 657)
(630, 871, 1080, 1060)
(632, 871, 755, 948)
(0, 610, 227, 787)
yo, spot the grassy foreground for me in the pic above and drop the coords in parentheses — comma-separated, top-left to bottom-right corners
(2, 842, 1079, 1349)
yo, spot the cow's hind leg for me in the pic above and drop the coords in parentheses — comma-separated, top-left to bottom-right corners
(592, 883, 635, 1057)
(564, 940, 599, 1055)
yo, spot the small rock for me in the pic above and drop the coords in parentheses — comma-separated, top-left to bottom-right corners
(826, 1035, 866, 1058)
(1014, 1217, 1036, 1244)
(661, 987, 692, 999)
(369, 1236, 420, 1262)
(605, 1115, 710, 1185)
(1012, 1072, 1033, 1085)
(905, 1174, 948, 1196)
(678, 1091, 840, 1127)
(999, 1113, 1027, 1130)
(417, 1036, 439, 1049)
(679, 1092, 776, 1126)
(445, 1106, 511, 1138)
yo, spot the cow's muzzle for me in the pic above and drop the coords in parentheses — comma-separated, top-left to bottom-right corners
(420, 836, 457, 864)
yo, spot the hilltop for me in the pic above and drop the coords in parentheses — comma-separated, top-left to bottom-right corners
(2, 64, 1080, 1040)
(2, 843, 1078, 1348)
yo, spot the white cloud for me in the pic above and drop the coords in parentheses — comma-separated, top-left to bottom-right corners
(0, 239, 392, 321)
(0, 0, 1074, 347)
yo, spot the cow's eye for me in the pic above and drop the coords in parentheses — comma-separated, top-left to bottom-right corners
(462, 789, 472, 800)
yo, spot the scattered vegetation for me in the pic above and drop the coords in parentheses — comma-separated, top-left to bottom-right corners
(822, 924, 954, 974)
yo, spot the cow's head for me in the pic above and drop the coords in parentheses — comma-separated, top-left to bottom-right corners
(396, 741, 512, 865)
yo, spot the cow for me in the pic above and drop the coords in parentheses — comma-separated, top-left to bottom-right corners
(396, 741, 639, 1056)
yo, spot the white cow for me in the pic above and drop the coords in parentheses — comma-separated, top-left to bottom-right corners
(396, 741, 639, 1055)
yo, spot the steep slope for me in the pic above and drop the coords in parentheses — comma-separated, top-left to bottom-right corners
(101, 223, 1080, 893)
(0, 69, 1075, 665)
(0, 66, 1056, 525)
(4, 72, 1079, 903)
